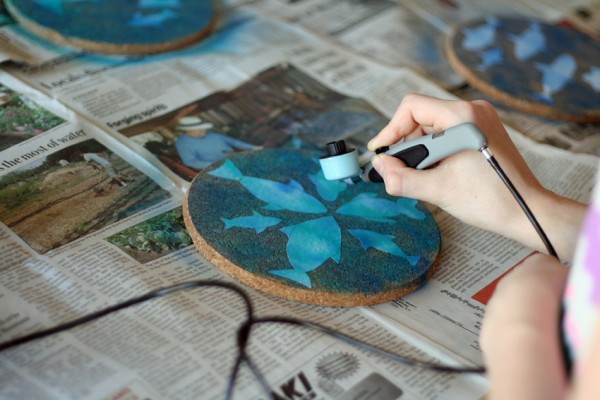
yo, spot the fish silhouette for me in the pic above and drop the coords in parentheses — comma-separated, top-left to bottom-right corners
(477, 47, 503, 71)
(128, 9, 179, 27)
(210, 159, 327, 214)
(222, 211, 281, 233)
(509, 21, 546, 62)
(270, 216, 341, 288)
(534, 54, 577, 103)
(336, 193, 425, 223)
(462, 17, 499, 52)
(583, 67, 600, 91)
(350, 229, 420, 267)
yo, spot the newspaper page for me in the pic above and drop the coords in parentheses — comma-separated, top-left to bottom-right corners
(0, 3, 598, 400)
(250, 0, 466, 88)
(398, 0, 563, 32)
(0, 9, 492, 399)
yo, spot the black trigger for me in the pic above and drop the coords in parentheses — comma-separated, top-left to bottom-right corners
(393, 145, 429, 168)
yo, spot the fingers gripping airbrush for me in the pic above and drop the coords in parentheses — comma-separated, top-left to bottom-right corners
(319, 123, 489, 182)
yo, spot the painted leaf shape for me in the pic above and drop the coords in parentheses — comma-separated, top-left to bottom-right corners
(222, 211, 281, 233)
(583, 67, 600, 91)
(349, 229, 420, 267)
(477, 47, 503, 71)
(270, 269, 313, 288)
(210, 159, 326, 213)
(534, 54, 576, 103)
(309, 170, 347, 202)
(509, 21, 545, 62)
(462, 17, 499, 51)
(336, 193, 425, 222)
(281, 216, 341, 272)
(269, 216, 341, 288)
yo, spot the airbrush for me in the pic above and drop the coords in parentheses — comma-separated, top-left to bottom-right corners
(319, 122, 488, 182)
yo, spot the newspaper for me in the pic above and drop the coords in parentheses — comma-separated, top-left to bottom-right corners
(0, 2, 598, 400)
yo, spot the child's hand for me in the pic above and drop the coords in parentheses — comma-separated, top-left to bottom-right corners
(369, 93, 585, 259)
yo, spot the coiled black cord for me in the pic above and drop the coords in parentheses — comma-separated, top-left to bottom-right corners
(481, 147, 558, 258)
(0, 279, 484, 400)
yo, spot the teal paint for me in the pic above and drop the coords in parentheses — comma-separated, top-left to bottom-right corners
(451, 17, 600, 120)
(7, 0, 214, 46)
(187, 148, 441, 295)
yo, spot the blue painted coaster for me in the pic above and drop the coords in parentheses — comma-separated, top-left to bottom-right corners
(183, 148, 441, 306)
(447, 17, 600, 123)
(5, 0, 216, 54)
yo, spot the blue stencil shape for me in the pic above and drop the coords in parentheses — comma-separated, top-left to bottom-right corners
(336, 193, 425, 223)
(309, 170, 347, 202)
(269, 269, 313, 288)
(34, 0, 100, 15)
(272, 216, 341, 288)
(129, 8, 179, 27)
(349, 229, 420, 267)
(478, 47, 503, 71)
(210, 159, 327, 214)
(186, 148, 440, 302)
(584, 67, 600, 91)
(462, 17, 499, 52)
(222, 211, 281, 233)
(509, 22, 545, 62)
(534, 54, 576, 103)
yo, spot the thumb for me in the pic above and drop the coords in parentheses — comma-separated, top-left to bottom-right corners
(371, 154, 438, 202)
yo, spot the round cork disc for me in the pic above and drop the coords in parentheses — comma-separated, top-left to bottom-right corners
(183, 148, 441, 307)
(5, 0, 216, 55)
(447, 17, 600, 123)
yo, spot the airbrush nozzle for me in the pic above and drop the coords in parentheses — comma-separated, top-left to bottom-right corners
(319, 140, 361, 181)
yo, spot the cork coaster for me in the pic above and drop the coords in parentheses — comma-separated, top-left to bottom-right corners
(183, 148, 441, 307)
(5, 0, 216, 55)
(447, 17, 600, 123)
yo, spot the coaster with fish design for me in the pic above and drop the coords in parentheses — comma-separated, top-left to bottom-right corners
(183, 148, 441, 307)
(447, 17, 600, 123)
(5, 0, 216, 54)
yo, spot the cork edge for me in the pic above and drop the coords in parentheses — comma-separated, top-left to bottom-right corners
(445, 28, 600, 124)
(183, 189, 439, 307)
(6, 0, 218, 55)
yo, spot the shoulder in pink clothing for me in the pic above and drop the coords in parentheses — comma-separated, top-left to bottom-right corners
(564, 178, 600, 368)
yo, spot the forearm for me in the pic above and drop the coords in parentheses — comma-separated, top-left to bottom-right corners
(505, 188, 587, 261)
(485, 320, 567, 400)
(368, 94, 588, 262)
(481, 255, 569, 400)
